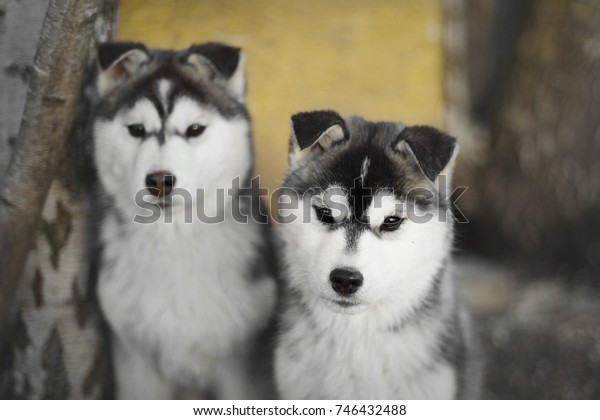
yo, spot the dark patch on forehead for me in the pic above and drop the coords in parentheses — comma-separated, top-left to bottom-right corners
(94, 49, 247, 121)
(344, 223, 368, 252)
(333, 144, 407, 219)
(149, 89, 166, 119)
(286, 119, 413, 197)
(284, 118, 449, 251)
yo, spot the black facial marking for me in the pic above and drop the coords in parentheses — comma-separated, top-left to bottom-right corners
(156, 130, 166, 146)
(284, 117, 451, 252)
(347, 172, 373, 224)
(95, 48, 250, 154)
(95, 49, 247, 122)
(345, 223, 367, 252)
(149, 91, 166, 120)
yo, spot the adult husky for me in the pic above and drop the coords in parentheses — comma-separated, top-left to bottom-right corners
(274, 111, 482, 399)
(87, 42, 276, 399)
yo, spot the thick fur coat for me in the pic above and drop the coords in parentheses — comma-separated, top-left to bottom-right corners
(87, 42, 276, 399)
(274, 111, 482, 399)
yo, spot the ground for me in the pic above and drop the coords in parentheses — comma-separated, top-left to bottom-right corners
(457, 256, 600, 399)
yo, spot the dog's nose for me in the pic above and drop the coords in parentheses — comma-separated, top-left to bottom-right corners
(330, 268, 363, 296)
(145, 171, 176, 197)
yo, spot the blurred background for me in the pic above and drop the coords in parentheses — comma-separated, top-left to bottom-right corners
(119, 0, 445, 194)
(117, 0, 600, 398)
(1, 0, 599, 399)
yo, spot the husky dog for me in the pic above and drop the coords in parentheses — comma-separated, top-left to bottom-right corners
(87, 42, 276, 399)
(274, 111, 482, 399)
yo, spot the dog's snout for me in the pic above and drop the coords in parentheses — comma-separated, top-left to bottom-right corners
(330, 268, 363, 296)
(145, 171, 176, 197)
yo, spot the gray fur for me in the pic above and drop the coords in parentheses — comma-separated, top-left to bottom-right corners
(85, 42, 277, 399)
(275, 111, 483, 399)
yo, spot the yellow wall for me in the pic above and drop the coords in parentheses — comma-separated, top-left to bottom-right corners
(119, 0, 444, 192)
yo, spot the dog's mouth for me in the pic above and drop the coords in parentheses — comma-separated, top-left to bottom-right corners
(332, 300, 359, 308)
(322, 296, 364, 314)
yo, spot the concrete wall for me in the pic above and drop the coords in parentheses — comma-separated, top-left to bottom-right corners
(119, 0, 444, 192)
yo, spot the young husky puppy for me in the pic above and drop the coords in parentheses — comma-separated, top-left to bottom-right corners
(274, 111, 482, 399)
(88, 42, 276, 399)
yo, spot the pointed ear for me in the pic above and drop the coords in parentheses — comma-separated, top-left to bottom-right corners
(289, 111, 349, 163)
(183, 42, 246, 102)
(96, 42, 149, 96)
(393, 126, 458, 182)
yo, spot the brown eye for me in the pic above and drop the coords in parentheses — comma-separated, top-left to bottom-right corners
(127, 124, 146, 138)
(314, 206, 336, 225)
(186, 124, 206, 138)
(381, 216, 403, 232)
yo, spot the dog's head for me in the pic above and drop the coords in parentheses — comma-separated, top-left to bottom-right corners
(279, 110, 458, 320)
(92, 42, 252, 220)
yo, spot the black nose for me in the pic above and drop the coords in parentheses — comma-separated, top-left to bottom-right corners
(145, 171, 176, 197)
(330, 268, 363, 296)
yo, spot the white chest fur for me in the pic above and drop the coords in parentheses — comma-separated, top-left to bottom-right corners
(275, 303, 456, 399)
(98, 212, 275, 389)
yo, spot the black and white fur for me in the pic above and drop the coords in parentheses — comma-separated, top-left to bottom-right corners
(87, 42, 276, 399)
(274, 111, 482, 399)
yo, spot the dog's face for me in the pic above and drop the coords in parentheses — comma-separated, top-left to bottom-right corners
(92, 42, 251, 219)
(280, 111, 458, 318)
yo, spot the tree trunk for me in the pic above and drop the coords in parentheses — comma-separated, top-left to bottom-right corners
(0, 0, 118, 399)
(0, 0, 48, 178)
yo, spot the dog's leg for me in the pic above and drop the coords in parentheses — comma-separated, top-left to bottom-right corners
(113, 339, 172, 399)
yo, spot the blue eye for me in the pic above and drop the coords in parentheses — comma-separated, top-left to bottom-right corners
(127, 124, 146, 138)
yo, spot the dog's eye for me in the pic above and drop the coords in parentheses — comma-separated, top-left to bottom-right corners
(314, 206, 336, 225)
(380, 216, 403, 232)
(127, 124, 146, 138)
(186, 124, 206, 138)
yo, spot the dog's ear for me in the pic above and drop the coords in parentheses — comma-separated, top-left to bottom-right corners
(289, 111, 349, 163)
(393, 125, 458, 183)
(183, 42, 246, 102)
(96, 42, 149, 96)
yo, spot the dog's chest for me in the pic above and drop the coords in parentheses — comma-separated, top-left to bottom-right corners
(98, 216, 272, 384)
(277, 311, 455, 399)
